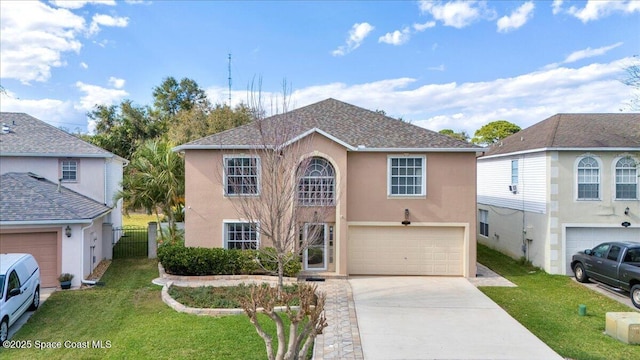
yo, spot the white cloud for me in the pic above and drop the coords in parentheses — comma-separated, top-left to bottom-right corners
(50, 1, 116, 10)
(497, 2, 535, 33)
(379, 28, 411, 46)
(89, 13, 129, 35)
(80, 62, 89, 69)
(428, 64, 446, 71)
(567, 0, 640, 23)
(0, 89, 77, 128)
(75, 81, 128, 111)
(551, 0, 563, 15)
(0, 1, 85, 83)
(544, 42, 623, 69)
(108, 76, 126, 89)
(413, 21, 436, 32)
(332, 22, 375, 56)
(280, 57, 632, 134)
(564, 42, 623, 63)
(418, 0, 496, 29)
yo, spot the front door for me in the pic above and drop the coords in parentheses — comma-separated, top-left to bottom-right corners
(304, 223, 327, 271)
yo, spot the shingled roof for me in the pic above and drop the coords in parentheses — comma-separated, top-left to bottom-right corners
(482, 113, 640, 157)
(174, 98, 479, 152)
(0, 112, 120, 158)
(0, 172, 111, 224)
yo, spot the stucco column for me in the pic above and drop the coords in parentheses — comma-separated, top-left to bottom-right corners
(148, 222, 158, 259)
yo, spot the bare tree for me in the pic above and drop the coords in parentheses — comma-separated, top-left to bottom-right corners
(623, 56, 640, 111)
(222, 80, 333, 359)
(222, 80, 335, 291)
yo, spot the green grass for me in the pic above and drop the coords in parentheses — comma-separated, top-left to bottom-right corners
(0, 259, 297, 359)
(169, 284, 306, 308)
(122, 213, 157, 227)
(478, 244, 640, 360)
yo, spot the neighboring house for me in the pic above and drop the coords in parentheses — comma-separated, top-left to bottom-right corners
(0, 113, 126, 287)
(477, 113, 640, 275)
(174, 98, 481, 277)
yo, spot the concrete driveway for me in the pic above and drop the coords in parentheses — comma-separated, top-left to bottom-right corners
(349, 277, 563, 360)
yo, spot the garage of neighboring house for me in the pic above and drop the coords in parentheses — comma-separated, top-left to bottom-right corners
(565, 227, 640, 275)
(348, 225, 466, 276)
(0, 229, 61, 287)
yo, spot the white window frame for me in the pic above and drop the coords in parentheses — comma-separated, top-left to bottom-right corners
(614, 156, 638, 200)
(575, 155, 601, 201)
(298, 157, 335, 206)
(387, 155, 427, 197)
(479, 209, 489, 237)
(60, 159, 78, 182)
(223, 221, 260, 250)
(223, 155, 260, 196)
(511, 159, 519, 186)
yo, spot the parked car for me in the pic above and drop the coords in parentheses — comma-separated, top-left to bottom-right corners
(0, 253, 41, 343)
(571, 241, 640, 309)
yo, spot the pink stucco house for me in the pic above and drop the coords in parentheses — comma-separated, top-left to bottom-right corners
(174, 99, 480, 277)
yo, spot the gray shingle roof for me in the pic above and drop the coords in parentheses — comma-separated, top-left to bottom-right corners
(175, 98, 479, 151)
(483, 113, 640, 157)
(0, 112, 117, 157)
(0, 172, 111, 223)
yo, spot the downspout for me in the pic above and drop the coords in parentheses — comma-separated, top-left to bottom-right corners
(80, 220, 95, 285)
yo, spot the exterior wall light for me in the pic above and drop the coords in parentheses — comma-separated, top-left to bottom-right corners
(65, 225, 72, 237)
(402, 208, 411, 226)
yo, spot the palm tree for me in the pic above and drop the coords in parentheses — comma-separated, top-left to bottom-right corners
(117, 139, 185, 244)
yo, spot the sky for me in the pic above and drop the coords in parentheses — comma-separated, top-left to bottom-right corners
(1, 0, 639, 137)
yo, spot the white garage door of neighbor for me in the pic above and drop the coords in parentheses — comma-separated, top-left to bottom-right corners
(565, 227, 640, 275)
(348, 226, 464, 276)
(0, 232, 59, 287)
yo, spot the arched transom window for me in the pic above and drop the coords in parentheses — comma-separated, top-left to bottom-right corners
(616, 157, 638, 200)
(298, 157, 335, 206)
(577, 156, 600, 200)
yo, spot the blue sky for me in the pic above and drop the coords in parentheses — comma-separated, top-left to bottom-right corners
(1, 0, 638, 136)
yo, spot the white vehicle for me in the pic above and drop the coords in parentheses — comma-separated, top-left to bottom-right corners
(0, 253, 41, 343)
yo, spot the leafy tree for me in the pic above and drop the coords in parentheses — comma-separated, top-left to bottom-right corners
(88, 101, 163, 159)
(116, 139, 185, 243)
(439, 129, 470, 142)
(471, 120, 521, 146)
(152, 76, 209, 117)
(167, 103, 253, 144)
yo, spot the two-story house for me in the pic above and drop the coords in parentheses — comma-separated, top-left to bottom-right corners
(0, 113, 126, 287)
(477, 113, 640, 275)
(174, 98, 481, 277)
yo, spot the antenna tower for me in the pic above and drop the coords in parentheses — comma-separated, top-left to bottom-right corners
(228, 53, 232, 105)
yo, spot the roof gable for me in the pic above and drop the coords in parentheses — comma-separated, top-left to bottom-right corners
(483, 113, 640, 157)
(175, 98, 479, 152)
(0, 172, 111, 223)
(0, 112, 118, 158)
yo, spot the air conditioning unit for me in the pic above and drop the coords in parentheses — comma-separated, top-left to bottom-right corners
(509, 184, 518, 194)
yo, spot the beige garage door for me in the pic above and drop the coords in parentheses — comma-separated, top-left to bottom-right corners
(348, 226, 464, 276)
(0, 232, 59, 287)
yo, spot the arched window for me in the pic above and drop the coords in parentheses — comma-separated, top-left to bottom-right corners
(577, 156, 600, 200)
(298, 157, 335, 205)
(615, 157, 638, 200)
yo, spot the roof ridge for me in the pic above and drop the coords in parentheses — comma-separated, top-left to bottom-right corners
(547, 114, 562, 147)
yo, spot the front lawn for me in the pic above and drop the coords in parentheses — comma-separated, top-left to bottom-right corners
(478, 244, 640, 360)
(0, 259, 288, 359)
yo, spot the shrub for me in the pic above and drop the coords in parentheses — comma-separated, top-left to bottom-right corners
(158, 245, 301, 277)
(257, 247, 302, 277)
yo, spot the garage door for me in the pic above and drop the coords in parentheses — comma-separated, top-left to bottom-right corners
(565, 227, 640, 275)
(0, 232, 59, 287)
(348, 226, 464, 276)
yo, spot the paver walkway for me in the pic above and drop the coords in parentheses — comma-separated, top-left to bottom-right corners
(312, 280, 364, 359)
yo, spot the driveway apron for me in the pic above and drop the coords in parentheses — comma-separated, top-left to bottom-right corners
(349, 277, 563, 360)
